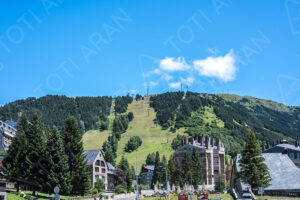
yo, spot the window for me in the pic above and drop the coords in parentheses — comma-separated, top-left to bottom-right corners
(102, 176, 105, 182)
(101, 161, 105, 167)
(295, 153, 298, 159)
(95, 175, 99, 180)
(95, 167, 99, 172)
(96, 160, 101, 166)
(102, 168, 106, 173)
(290, 153, 294, 159)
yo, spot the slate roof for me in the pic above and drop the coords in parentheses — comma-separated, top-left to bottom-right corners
(263, 153, 300, 190)
(107, 162, 115, 174)
(83, 150, 100, 165)
(236, 153, 300, 191)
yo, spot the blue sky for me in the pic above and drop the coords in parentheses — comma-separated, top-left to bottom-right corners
(1, 0, 300, 105)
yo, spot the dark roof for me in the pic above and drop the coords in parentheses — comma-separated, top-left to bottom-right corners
(83, 150, 100, 165)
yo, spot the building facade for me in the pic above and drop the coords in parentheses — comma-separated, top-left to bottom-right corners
(0, 121, 17, 152)
(83, 150, 108, 189)
(140, 165, 154, 185)
(263, 139, 300, 168)
(173, 136, 225, 188)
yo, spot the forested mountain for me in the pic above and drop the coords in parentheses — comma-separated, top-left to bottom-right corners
(0, 95, 112, 131)
(150, 92, 300, 155)
(1, 92, 300, 156)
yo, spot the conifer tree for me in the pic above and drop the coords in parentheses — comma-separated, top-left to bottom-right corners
(26, 114, 47, 195)
(3, 114, 30, 192)
(191, 149, 204, 186)
(44, 128, 72, 194)
(182, 153, 193, 184)
(117, 156, 133, 191)
(239, 131, 271, 190)
(152, 152, 161, 186)
(62, 117, 90, 195)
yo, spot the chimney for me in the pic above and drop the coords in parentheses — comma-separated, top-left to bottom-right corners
(295, 142, 299, 148)
(205, 136, 210, 149)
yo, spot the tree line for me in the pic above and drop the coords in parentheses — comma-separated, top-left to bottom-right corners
(3, 114, 90, 196)
(0, 95, 112, 131)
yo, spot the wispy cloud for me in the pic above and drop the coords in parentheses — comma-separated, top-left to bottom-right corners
(193, 49, 237, 82)
(180, 76, 194, 86)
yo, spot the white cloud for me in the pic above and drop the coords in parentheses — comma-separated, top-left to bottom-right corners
(161, 73, 173, 81)
(169, 82, 181, 89)
(193, 49, 237, 82)
(180, 77, 194, 86)
(160, 57, 190, 72)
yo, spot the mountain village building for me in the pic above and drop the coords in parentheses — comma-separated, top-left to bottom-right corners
(140, 165, 154, 185)
(263, 139, 300, 168)
(173, 136, 225, 189)
(83, 150, 108, 189)
(232, 152, 300, 197)
(0, 121, 17, 152)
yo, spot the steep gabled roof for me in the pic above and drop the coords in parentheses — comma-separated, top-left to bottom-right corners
(83, 150, 100, 165)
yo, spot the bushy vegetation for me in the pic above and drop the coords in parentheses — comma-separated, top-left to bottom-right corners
(0, 95, 112, 131)
(124, 136, 142, 152)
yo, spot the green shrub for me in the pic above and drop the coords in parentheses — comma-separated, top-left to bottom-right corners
(115, 185, 126, 194)
(124, 136, 142, 153)
(94, 178, 105, 193)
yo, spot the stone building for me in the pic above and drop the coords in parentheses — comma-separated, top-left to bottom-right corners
(0, 121, 17, 152)
(263, 139, 300, 168)
(173, 136, 225, 188)
(83, 150, 108, 189)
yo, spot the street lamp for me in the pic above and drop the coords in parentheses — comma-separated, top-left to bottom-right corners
(136, 148, 139, 200)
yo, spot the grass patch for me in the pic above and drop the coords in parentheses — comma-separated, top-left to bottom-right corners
(82, 130, 109, 150)
(6, 191, 79, 200)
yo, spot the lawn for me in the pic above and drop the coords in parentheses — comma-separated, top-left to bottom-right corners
(6, 191, 80, 200)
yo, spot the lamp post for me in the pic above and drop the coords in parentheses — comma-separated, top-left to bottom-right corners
(136, 149, 139, 200)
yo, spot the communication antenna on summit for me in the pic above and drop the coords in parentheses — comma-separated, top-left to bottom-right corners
(147, 83, 149, 96)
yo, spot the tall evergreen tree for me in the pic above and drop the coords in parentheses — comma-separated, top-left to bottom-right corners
(191, 149, 204, 186)
(117, 156, 133, 191)
(43, 128, 72, 194)
(239, 131, 271, 190)
(26, 114, 47, 195)
(3, 114, 30, 192)
(160, 155, 167, 186)
(182, 153, 193, 184)
(62, 117, 90, 195)
(152, 152, 161, 186)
